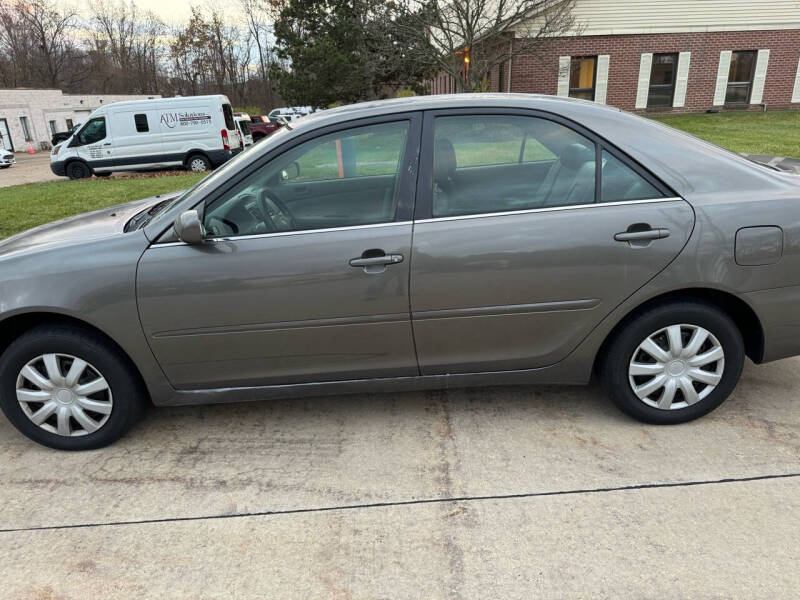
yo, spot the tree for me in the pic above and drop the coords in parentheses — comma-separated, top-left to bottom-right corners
(89, 0, 166, 94)
(272, 0, 432, 107)
(0, 0, 78, 88)
(397, 0, 577, 92)
(240, 0, 280, 108)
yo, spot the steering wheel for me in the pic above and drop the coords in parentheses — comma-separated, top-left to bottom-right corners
(257, 188, 297, 232)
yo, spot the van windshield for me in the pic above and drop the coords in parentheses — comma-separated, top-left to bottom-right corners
(222, 104, 235, 130)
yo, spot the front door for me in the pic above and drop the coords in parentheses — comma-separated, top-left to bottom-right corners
(74, 117, 112, 167)
(137, 114, 421, 389)
(410, 111, 695, 374)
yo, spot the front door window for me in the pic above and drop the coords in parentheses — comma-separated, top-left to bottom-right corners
(77, 118, 107, 145)
(203, 120, 411, 238)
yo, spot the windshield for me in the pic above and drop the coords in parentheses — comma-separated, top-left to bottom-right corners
(239, 120, 251, 136)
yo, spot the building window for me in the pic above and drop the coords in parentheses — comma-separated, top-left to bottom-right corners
(134, 113, 149, 132)
(49, 120, 57, 134)
(648, 53, 677, 107)
(19, 116, 32, 141)
(66, 118, 74, 130)
(726, 50, 756, 104)
(569, 56, 597, 100)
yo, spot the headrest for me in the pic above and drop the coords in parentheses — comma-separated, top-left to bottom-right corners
(559, 143, 595, 170)
(434, 137, 457, 183)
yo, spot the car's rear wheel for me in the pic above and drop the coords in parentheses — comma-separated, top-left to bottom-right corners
(0, 325, 146, 450)
(187, 154, 211, 172)
(600, 301, 744, 424)
(66, 161, 91, 180)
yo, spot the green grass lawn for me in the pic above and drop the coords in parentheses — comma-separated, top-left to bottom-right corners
(651, 110, 800, 157)
(0, 173, 204, 239)
(1, 110, 798, 240)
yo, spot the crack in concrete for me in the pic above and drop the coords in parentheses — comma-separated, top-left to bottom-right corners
(1, 472, 799, 535)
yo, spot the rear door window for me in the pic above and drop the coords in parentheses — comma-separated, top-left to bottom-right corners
(431, 115, 594, 217)
(222, 104, 235, 130)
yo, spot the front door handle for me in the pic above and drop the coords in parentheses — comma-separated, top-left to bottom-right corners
(349, 251, 404, 274)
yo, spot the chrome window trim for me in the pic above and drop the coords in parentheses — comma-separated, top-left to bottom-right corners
(417, 197, 684, 224)
(153, 197, 683, 247)
(153, 220, 414, 247)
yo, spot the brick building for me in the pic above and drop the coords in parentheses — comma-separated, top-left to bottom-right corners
(429, 0, 800, 114)
(0, 89, 159, 153)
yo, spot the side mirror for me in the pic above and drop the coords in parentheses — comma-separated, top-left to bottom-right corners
(174, 209, 205, 244)
(280, 161, 300, 181)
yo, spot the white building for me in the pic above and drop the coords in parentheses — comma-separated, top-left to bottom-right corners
(0, 88, 160, 153)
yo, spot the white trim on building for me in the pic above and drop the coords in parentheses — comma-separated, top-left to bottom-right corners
(517, 0, 800, 36)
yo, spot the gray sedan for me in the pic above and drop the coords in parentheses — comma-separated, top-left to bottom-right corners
(1, 94, 798, 449)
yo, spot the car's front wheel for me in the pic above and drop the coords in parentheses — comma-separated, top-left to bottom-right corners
(0, 324, 146, 449)
(601, 301, 744, 424)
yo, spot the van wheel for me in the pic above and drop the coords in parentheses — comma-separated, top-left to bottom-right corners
(66, 161, 91, 180)
(187, 155, 211, 172)
(600, 301, 744, 424)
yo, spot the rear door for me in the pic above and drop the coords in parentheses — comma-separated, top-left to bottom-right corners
(409, 109, 695, 374)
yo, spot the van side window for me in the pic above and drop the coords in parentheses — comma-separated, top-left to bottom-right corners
(134, 114, 149, 133)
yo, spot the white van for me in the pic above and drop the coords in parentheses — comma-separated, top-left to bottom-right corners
(233, 114, 254, 148)
(50, 95, 242, 179)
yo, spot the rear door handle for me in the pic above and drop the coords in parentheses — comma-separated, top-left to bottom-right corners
(349, 255, 404, 267)
(614, 228, 670, 242)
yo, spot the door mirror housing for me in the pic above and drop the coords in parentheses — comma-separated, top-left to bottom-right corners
(174, 209, 205, 244)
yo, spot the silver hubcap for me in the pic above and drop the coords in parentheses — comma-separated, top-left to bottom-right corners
(628, 324, 724, 410)
(190, 158, 207, 171)
(15, 354, 113, 437)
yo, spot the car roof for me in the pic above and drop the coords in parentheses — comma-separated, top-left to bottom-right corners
(295, 94, 794, 199)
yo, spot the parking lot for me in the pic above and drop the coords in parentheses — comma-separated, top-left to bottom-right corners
(0, 153, 59, 187)
(1, 357, 798, 598)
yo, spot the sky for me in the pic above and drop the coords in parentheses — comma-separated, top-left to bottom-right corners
(115, 0, 245, 25)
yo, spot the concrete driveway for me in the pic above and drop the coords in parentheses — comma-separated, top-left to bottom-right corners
(1, 357, 798, 598)
(0, 153, 60, 187)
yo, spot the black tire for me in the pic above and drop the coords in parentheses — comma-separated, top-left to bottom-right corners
(186, 154, 211, 172)
(0, 324, 146, 450)
(600, 301, 744, 424)
(66, 161, 91, 180)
